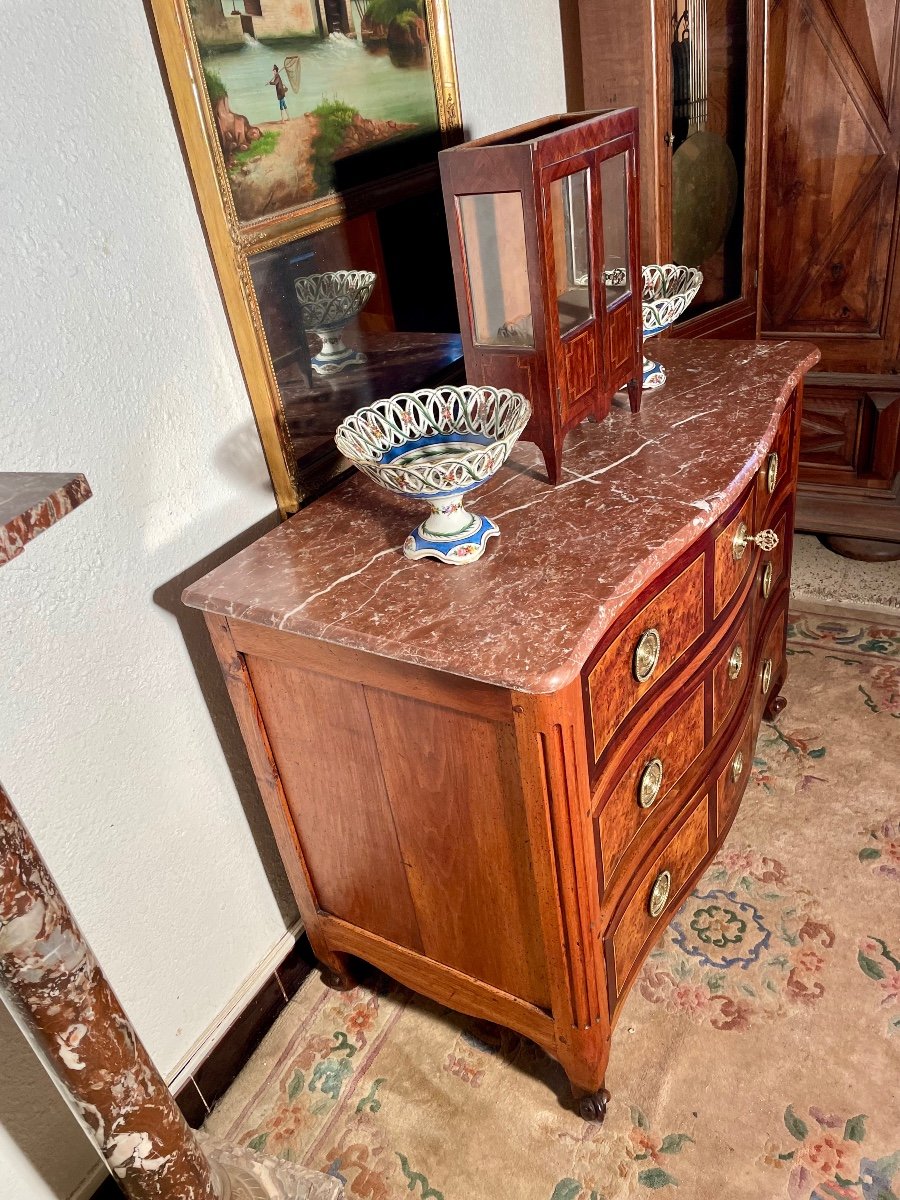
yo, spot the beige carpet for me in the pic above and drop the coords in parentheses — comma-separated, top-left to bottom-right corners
(207, 610, 900, 1200)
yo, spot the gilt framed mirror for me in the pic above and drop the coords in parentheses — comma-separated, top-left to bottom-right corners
(148, 0, 463, 513)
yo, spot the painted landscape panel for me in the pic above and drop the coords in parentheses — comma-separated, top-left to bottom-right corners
(190, 0, 442, 223)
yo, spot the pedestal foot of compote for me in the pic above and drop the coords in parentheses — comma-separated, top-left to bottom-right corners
(310, 345, 366, 376)
(642, 355, 666, 390)
(404, 512, 499, 564)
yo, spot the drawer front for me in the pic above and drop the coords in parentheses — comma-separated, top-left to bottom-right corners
(756, 401, 793, 524)
(608, 794, 710, 998)
(716, 708, 757, 837)
(755, 508, 788, 608)
(587, 556, 705, 759)
(756, 609, 787, 720)
(597, 684, 706, 884)
(712, 607, 752, 732)
(713, 491, 756, 615)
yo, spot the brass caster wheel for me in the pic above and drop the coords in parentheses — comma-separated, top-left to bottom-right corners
(578, 1087, 611, 1123)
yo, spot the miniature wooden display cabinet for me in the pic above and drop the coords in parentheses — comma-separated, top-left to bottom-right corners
(439, 110, 644, 484)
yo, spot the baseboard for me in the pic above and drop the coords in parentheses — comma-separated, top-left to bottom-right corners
(86, 928, 315, 1198)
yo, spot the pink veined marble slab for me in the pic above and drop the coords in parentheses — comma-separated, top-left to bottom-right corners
(0, 472, 92, 565)
(183, 340, 820, 694)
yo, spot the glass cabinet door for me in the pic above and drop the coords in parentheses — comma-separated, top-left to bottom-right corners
(669, 0, 749, 320)
(458, 192, 534, 347)
(548, 168, 594, 334)
(600, 153, 631, 307)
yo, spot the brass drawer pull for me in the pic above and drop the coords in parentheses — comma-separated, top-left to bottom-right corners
(638, 757, 664, 808)
(732, 750, 744, 782)
(761, 658, 773, 694)
(733, 522, 779, 560)
(728, 644, 744, 680)
(766, 451, 779, 494)
(762, 560, 774, 599)
(633, 627, 661, 683)
(649, 869, 672, 918)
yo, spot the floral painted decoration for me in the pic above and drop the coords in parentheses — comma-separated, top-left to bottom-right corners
(762, 1105, 900, 1200)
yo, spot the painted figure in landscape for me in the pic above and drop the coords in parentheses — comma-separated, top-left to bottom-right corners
(189, 0, 441, 222)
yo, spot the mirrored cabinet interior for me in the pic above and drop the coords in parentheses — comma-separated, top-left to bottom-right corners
(565, 0, 766, 337)
(439, 111, 643, 483)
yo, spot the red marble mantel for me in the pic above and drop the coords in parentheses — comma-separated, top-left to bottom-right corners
(0, 472, 92, 565)
(183, 340, 821, 695)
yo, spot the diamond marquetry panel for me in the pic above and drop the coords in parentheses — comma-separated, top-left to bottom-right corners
(799, 392, 861, 468)
(561, 327, 597, 418)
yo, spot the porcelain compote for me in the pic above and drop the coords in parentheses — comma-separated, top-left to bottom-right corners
(334, 385, 531, 564)
(639, 263, 703, 389)
(295, 269, 376, 376)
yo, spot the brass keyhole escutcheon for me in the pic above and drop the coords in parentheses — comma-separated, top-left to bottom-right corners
(732, 750, 744, 782)
(762, 561, 774, 599)
(649, 869, 672, 918)
(733, 523, 779, 560)
(633, 628, 661, 683)
(638, 758, 664, 809)
(762, 658, 773, 694)
(766, 451, 779, 494)
(728, 644, 744, 680)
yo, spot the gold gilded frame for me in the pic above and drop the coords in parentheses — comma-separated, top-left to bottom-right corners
(148, 0, 462, 514)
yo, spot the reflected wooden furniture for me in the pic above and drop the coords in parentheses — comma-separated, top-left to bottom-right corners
(185, 341, 817, 1121)
(439, 111, 643, 483)
(762, 0, 900, 556)
(565, 0, 767, 338)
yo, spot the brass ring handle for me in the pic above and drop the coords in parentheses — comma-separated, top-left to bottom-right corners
(733, 522, 779, 560)
(762, 561, 774, 599)
(766, 451, 779, 494)
(728, 644, 744, 680)
(761, 658, 773, 694)
(633, 628, 661, 683)
(731, 750, 744, 782)
(649, 869, 672, 918)
(638, 757, 664, 809)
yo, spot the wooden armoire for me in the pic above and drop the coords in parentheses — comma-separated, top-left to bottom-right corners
(564, 0, 900, 556)
(763, 0, 900, 557)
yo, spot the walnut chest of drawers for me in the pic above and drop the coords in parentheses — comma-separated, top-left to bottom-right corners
(184, 340, 820, 1121)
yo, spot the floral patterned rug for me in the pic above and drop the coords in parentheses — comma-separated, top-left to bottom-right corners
(206, 610, 900, 1200)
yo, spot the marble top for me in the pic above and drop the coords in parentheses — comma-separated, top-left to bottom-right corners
(184, 340, 820, 694)
(0, 473, 92, 566)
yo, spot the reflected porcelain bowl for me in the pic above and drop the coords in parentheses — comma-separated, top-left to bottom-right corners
(335, 385, 531, 564)
(640, 264, 703, 389)
(294, 269, 376, 376)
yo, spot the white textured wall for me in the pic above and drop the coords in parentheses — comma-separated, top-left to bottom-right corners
(0, 0, 566, 1195)
(0, 3, 292, 1197)
(449, 0, 567, 138)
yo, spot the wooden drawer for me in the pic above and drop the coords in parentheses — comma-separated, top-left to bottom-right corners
(587, 556, 705, 759)
(607, 794, 710, 1000)
(716, 707, 757, 837)
(756, 609, 787, 720)
(756, 400, 793, 524)
(596, 683, 705, 884)
(755, 507, 788, 609)
(712, 606, 752, 732)
(713, 490, 757, 615)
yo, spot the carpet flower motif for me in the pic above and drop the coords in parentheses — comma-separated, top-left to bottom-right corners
(639, 850, 835, 1028)
(858, 814, 900, 882)
(762, 1105, 900, 1200)
(857, 937, 900, 1036)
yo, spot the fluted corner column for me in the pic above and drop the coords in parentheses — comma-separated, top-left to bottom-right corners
(0, 783, 342, 1200)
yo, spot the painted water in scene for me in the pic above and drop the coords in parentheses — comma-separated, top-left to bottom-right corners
(191, 0, 441, 223)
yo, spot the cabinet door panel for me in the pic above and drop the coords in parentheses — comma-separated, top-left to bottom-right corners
(763, 0, 900, 373)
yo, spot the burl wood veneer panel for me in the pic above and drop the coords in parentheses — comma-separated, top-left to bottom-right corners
(588, 555, 705, 758)
(712, 607, 752, 731)
(245, 656, 423, 952)
(597, 684, 705, 883)
(713, 491, 756, 614)
(716, 710, 756, 836)
(608, 794, 710, 998)
(364, 690, 552, 1009)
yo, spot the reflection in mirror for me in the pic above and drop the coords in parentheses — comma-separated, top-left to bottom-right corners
(670, 0, 746, 318)
(248, 204, 462, 486)
(549, 170, 593, 335)
(600, 154, 630, 307)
